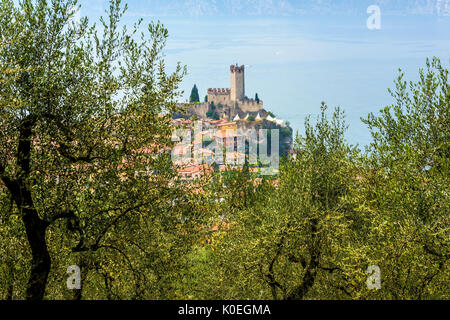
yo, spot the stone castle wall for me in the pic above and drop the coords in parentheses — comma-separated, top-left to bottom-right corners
(188, 102, 209, 119)
(186, 64, 263, 120)
(237, 99, 263, 113)
(208, 88, 231, 106)
(188, 101, 263, 120)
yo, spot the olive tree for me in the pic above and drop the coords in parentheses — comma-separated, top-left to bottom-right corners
(0, 0, 193, 300)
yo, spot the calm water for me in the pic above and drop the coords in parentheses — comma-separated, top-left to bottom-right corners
(76, 2, 450, 147)
(155, 14, 449, 147)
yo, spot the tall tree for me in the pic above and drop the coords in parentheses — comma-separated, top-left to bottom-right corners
(190, 84, 200, 103)
(356, 57, 450, 299)
(206, 104, 361, 300)
(0, 0, 190, 300)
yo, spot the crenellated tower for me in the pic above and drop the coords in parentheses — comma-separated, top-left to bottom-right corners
(230, 64, 245, 102)
(189, 63, 262, 120)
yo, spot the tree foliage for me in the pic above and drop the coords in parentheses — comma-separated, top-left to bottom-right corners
(189, 84, 200, 103)
(0, 0, 207, 300)
(0, 0, 447, 301)
(355, 57, 449, 299)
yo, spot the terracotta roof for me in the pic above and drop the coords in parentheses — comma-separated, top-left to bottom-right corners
(217, 122, 237, 127)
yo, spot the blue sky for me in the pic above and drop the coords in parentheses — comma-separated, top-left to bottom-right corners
(27, 0, 450, 146)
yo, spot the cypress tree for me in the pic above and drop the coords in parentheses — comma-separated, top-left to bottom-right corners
(190, 84, 200, 103)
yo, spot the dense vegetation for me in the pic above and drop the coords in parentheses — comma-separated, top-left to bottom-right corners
(0, 0, 448, 300)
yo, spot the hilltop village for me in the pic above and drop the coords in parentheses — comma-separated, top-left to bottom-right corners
(171, 64, 293, 181)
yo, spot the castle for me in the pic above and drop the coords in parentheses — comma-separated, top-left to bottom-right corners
(173, 64, 293, 161)
(187, 64, 265, 120)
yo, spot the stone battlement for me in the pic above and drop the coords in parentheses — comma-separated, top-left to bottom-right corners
(208, 88, 231, 95)
(230, 65, 245, 73)
(242, 98, 262, 105)
(238, 98, 263, 113)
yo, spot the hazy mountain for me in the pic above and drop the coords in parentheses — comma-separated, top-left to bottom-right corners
(128, 0, 449, 17)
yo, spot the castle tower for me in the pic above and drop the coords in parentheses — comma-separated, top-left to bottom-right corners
(230, 64, 245, 102)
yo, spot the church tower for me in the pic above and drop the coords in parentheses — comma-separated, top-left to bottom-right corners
(230, 64, 245, 102)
